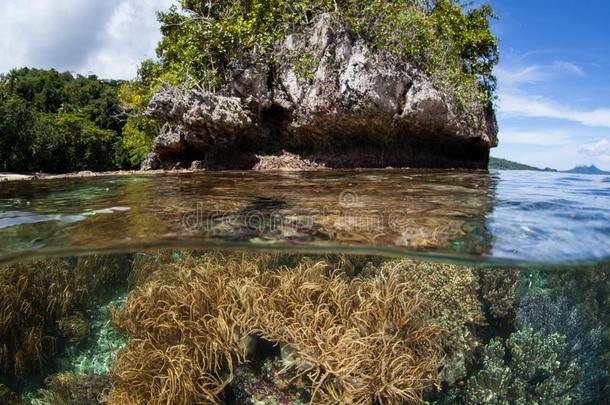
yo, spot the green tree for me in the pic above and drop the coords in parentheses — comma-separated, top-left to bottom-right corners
(0, 89, 38, 172)
(32, 113, 118, 172)
(149, 0, 498, 99)
(0, 68, 128, 172)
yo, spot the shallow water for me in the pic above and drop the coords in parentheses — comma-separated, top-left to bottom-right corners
(1, 169, 609, 265)
(0, 169, 609, 404)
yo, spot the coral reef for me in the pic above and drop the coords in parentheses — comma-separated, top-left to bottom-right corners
(0, 255, 131, 381)
(477, 268, 519, 321)
(454, 328, 581, 404)
(0, 383, 26, 405)
(109, 252, 483, 404)
(546, 264, 610, 400)
(58, 295, 127, 376)
(546, 263, 610, 334)
(229, 359, 308, 404)
(4, 249, 606, 405)
(57, 314, 90, 346)
(33, 372, 110, 405)
(442, 291, 609, 404)
(516, 293, 608, 402)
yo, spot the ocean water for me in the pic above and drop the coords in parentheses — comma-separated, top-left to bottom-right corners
(0, 169, 609, 404)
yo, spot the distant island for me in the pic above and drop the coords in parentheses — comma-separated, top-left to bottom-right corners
(489, 157, 556, 172)
(564, 165, 610, 175)
(489, 158, 610, 175)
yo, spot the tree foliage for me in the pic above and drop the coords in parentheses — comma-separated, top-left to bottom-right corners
(115, 0, 499, 164)
(0, 68, 131, 172)
(149, 0, 498, 99)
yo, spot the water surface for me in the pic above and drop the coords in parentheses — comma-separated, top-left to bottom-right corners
(1, 169, 609, 265)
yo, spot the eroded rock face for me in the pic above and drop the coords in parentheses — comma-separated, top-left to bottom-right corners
(142, 13, 498, 171)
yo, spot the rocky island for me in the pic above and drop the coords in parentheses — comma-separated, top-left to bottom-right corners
(142, 13, 497, 171)
(131, 0, 499, 172)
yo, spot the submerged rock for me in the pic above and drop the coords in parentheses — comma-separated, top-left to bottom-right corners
(230, 360, 308, 405)
(143, 14, 497, 171)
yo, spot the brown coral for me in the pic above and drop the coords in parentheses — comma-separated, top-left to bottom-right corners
(35, 372, 110, 404)
(0, 254, 132, 380)
(109, 252, 483, 404)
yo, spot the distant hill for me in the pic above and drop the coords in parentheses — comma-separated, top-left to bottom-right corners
(564, 165, 610, 175)
(489, 157, 555, 171)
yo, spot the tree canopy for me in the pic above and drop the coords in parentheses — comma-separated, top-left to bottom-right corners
(150, 0, 498, 99)
(0, 68, 130, 172)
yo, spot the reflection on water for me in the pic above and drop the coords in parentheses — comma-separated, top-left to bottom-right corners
(0, 250, 608, 404)
(1, 169, 609, 264)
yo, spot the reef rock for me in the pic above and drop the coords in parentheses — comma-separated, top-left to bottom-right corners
(143, 13, 498, 171)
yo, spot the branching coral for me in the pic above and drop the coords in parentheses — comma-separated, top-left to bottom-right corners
(477, 268, 519, 321)
(0, 383, 26, 405)
(453, 328, 581, 404)
(516, 293, 607, 403)
(545, 264, 610, 400)
(109, 253, 260, 404)
(382, 260, 484, 385)
(230, 359, 309, 404)
(443, 291, 608, 405)
(109, 252, 484, 404)
(58, 313, 90, 346)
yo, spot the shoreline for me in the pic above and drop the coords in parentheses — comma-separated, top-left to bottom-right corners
(0, 169, 199, 182)
(0, 166, 490, 183)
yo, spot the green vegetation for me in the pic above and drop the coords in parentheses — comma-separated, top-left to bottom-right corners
(489, 156, 556, 171)
(150, 0, 497, 97)
(0, 68, 136, 173)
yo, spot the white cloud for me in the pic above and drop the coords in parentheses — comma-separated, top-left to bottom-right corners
(496, 61, 584, 86)
(0, 0, 175, 79)
(499, 92, 610, 128)
(499, 129, 572, 145)
(579, 138, 610, 161)
(81, 0, 176, 79)
(495, 59, 610, 129)
(552, 61, 585, 76)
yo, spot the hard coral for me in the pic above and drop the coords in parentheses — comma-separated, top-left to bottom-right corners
(477, 268, 519, 320)
(456, 328, 581, 404)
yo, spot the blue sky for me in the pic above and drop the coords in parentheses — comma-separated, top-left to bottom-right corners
(490, 0, 610, 169)
(0, 0, 608, 170)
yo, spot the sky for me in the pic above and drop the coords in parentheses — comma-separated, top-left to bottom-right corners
(0, 0, 174, 80)
(0, 0, 609, 170)
(489, 0, 610, 170)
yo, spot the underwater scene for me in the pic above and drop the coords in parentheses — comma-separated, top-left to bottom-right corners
(1, 170, 610, 404)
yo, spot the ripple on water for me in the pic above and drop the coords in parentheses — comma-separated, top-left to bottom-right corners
(0, 169, 609, 265)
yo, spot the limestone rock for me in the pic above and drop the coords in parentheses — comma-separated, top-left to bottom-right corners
(143, 13, 498, 171)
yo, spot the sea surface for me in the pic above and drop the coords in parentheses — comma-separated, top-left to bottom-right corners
(0, 169, 609, 404)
